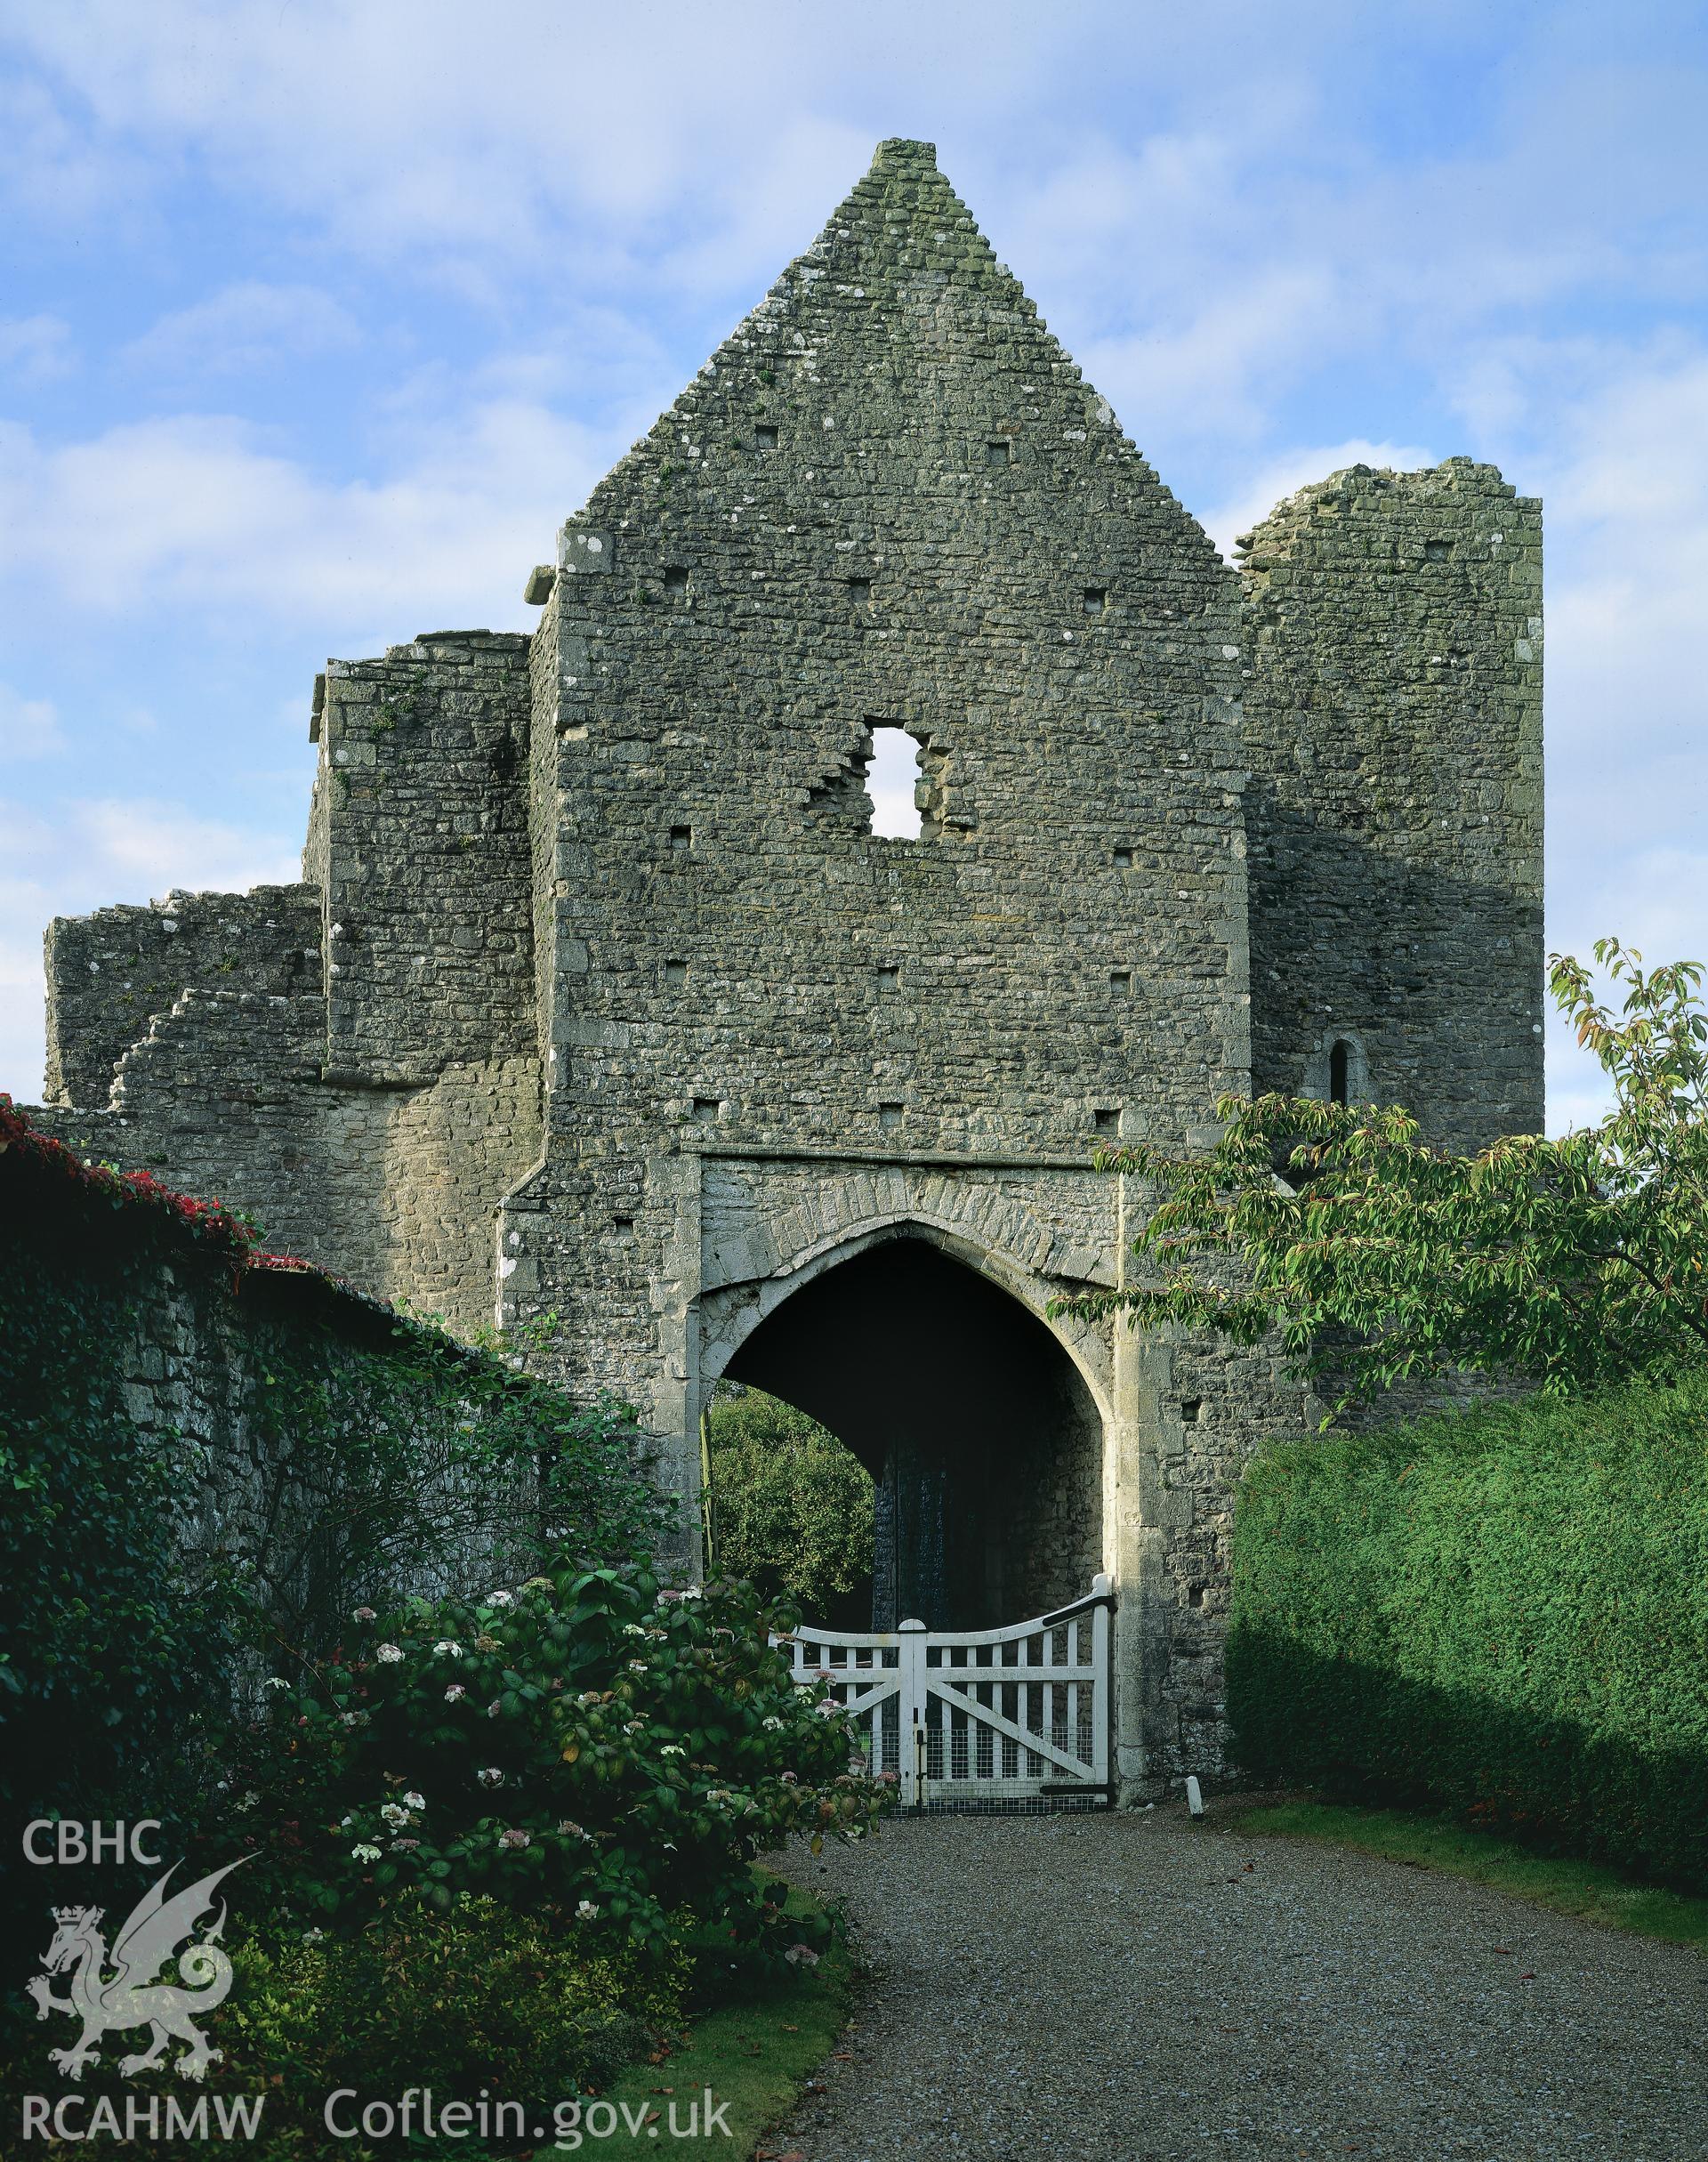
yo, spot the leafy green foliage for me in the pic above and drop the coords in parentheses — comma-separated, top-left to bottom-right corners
(223, 1565, 889, 1968)
(0, 1100, 665, 2000)
(1, 1901, 684, 2158)
(225, 1900, 683, 2107)
(705, 1384, 874, 1621)
(1061, 942, 1708, 1411)
(1229, 1369, 1708, 1886)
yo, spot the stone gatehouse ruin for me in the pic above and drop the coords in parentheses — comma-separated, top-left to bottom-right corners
(28, 140, 1543, 1794)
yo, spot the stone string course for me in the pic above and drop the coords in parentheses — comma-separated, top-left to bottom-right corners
(30, 141, 1543, 1792)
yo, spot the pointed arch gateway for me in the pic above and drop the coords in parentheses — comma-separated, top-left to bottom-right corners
(707, 1228, 1104, 1631)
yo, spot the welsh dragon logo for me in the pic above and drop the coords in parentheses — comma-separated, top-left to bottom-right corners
(27, 1855, 252, 2083)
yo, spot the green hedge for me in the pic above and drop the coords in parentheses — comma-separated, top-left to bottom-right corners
(1229, 1371, 1708, 1886)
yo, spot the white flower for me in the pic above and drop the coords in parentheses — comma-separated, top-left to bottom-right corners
(576, 1690, 601, 1707)
(477, 1767, 504, 1787)
(622, 1624, 648, 1637)
(231, 1788, 260, 1811)
(487, 1699, 504, 1718)
(352, 1605, 377, 1623)
(762, 1715, 784, 1730)
(402, 1791, 425, 1811)
(576, 1899, 600, 1922)
(659, 1745, 685, 1758)
(375, 1643, 403, 1665)
(784, 1942, 820, 1969)
(340, 1710, 368, 1727)
(433, 1639, 463, 1658)
(628, 1661, 648, 1674)
(498, 1827, 531, 1849)
(445, 1684, 466, 1702)
(815, 1699, 840, 1716)
(558, 1819, 592, 1841)
(380, 1802, 410, 1829)
(487, 1590, 515, 1609)
(351, 1843, 383, 1863)
(301, 1926, 326, 1946)
(263, 1676, 291, 1690)
(340, 1814, 355, 1829)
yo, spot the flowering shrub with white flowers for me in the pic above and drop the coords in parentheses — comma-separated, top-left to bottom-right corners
(224, 1565, 888, 1968)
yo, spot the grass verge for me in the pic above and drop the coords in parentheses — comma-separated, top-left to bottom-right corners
(588, 1874, 854, 2159)
(1238, 1798, 1708, 1950)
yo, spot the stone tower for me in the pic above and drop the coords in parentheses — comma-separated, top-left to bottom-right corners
(30, 141, 1543, 1792)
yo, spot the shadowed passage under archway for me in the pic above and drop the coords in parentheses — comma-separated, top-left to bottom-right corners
(721, 1238, 1102, 1630)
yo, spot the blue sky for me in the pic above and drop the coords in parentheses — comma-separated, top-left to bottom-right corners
(2, 1, 1704, 1130)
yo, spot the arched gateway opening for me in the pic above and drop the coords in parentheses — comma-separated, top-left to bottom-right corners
(716, 1236, 1102, 1631)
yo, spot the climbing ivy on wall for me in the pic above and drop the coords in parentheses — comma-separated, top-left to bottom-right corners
(0, 1100, 665, 1968)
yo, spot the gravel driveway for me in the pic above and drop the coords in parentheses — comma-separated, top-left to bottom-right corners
(773, 1802, 1706, 2161)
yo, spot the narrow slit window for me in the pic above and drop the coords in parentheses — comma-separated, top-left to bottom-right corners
(866, 725, 924, 839)
(755, 424, 778, 450)
(664, 564, 689, 596)
(669, 824, 693, 851)
(1329, 1039, 1350, 1104)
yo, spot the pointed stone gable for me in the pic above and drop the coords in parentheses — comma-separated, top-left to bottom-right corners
(584, 136, 1219, 574)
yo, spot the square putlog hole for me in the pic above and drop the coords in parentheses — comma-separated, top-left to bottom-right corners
(848, 575, 872, 605)
(691, 1096, 721, 1125)
(669, 825, 693, 851)
(1423, 537, 1452, 561)
(754, 424, 778, 450)
(664, 564, 689, 596)
(1109, 969, 1132, 993)
(878, 1101, 904, 1130)
(986, 438, 1012, 467)
(876, 964, 899, 990)
(1084, 587, 1107, 616)
(1180, 1398, 1204, 1424)
(664, 959, 688, 988)
(1112, 845, 1134, 870)
(1093, 1107, 1120, 1135)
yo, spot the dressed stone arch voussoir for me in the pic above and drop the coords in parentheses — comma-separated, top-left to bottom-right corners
(693, 1169, 1117, 1430)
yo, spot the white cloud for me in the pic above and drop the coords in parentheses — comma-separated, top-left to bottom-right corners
(1081, 267, 1351, 452)
(0, 399, 626, 642)
(121, 282, 359, 377)
(0, 794, 302, 1104)
(0, 682, 65, 760)
(0, 313, 74, 383)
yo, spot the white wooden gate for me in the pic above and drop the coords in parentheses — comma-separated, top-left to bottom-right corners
(783, 1575, 1113, 1809)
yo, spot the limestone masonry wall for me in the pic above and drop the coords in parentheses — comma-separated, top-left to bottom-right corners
(1241, 461, 1544, 1150)
(29, 140, 1544, 1793)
